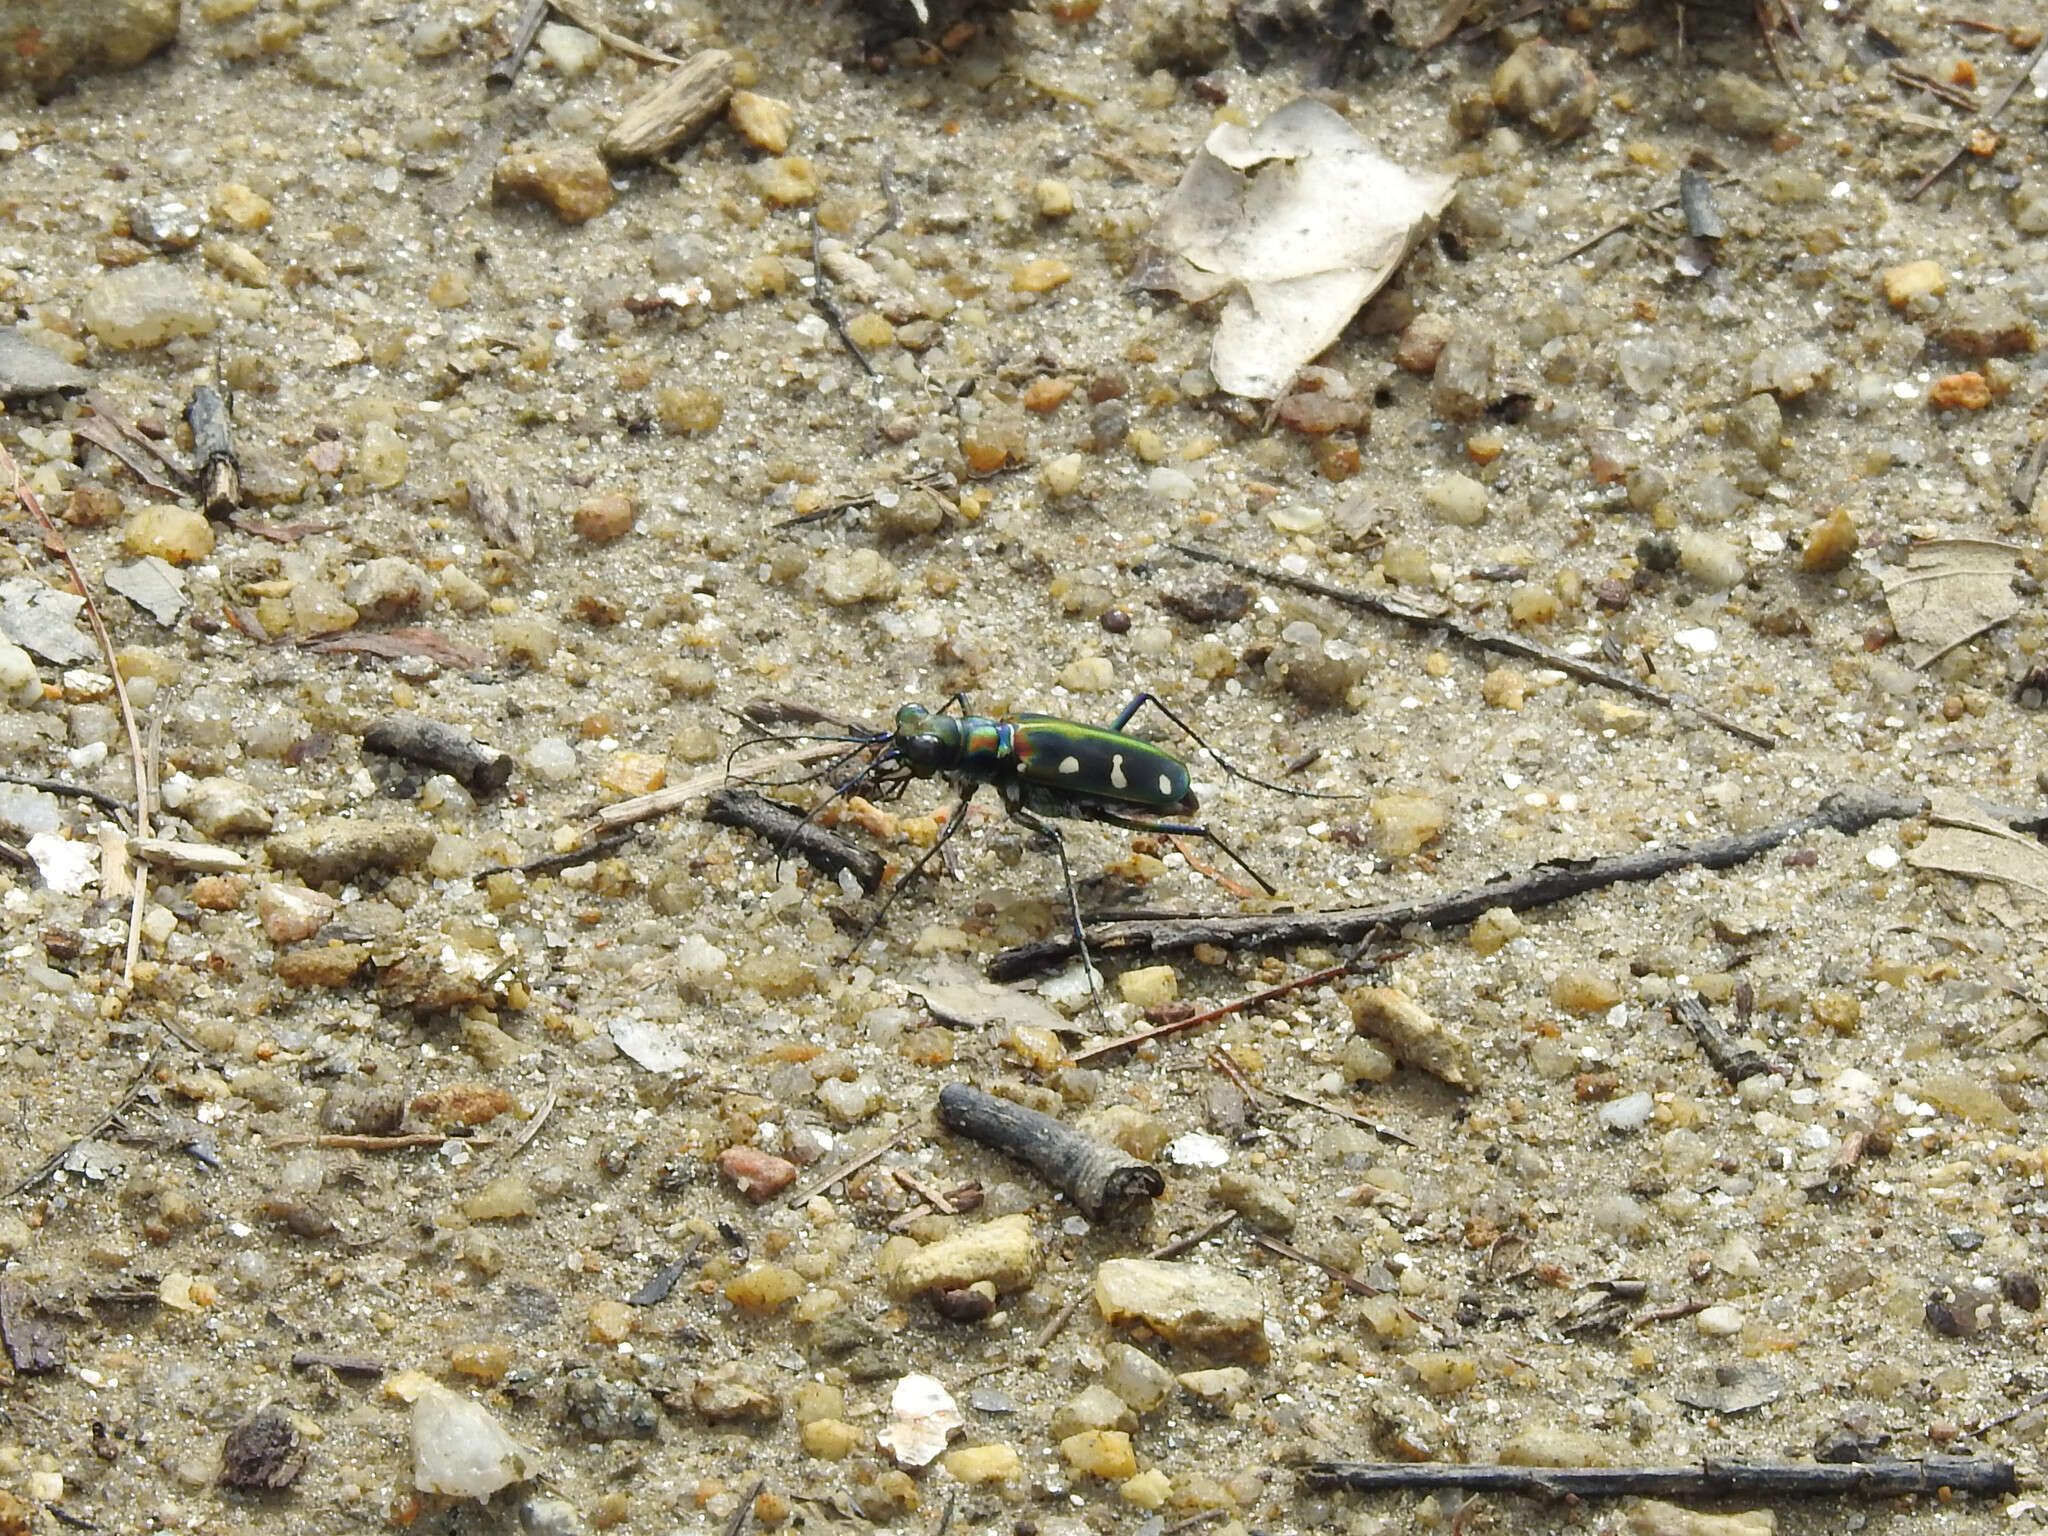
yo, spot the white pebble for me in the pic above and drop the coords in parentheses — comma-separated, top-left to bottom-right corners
(1598, 1091, 1655, 1133)
(1424, 472, 1489, 526)
(1144, 467, 1196, 502)
(523, 737, 579, 783)
(1695, 1304, 1745, 1338)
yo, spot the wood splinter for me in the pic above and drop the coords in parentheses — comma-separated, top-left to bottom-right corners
(362, 714, 514, 796)
(936, 1083, 1162, 1222)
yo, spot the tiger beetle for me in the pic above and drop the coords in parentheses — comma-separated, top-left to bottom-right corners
(806, 692, 1347, 1012)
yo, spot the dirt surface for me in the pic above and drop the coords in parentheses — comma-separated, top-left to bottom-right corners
(2, 0, 2047, 1532)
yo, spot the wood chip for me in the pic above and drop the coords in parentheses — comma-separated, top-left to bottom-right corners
(602, 49, 736, 163)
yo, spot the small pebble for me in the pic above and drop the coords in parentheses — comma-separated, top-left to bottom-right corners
(494, 145, 615, 224)
(1491, 41, 1599, 139)
(410, 1384, 532, 1498)
(123, 504, 214, 564)
(718, 1146, 798, 1202)
(1699, 70, 1789, 137)
(1060, 1430, 1137, 1481)
(536, 22, 602, 74)
(942, 1444, 1021, 1484)
(1598, 1092, 1655, 1133)
(1011, 258, 1073, 293)
(1425, 472, 1488, 526)
(1881, 259, 1946, 308)
(728, 91, 795, 154)
(1695, 1304, 1745, 1338)
(1034, 179, 1075, 218)
(750, 157, 819, 207)
(82, 264, 215, 349)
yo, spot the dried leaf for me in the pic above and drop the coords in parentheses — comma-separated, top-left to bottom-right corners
(106, 556, 188, 626)
(219, 1405, 306, 1489)
(0, 575, 96, 664)
(1140, 100, 1457, 399)
(303, 628, 490, 669)
(1674, 1362, 1785, 1415)
(913, 975, 1070, 1034)
(1905, 789, 2048, 901)
(0, 1279, 64, 1374)
(1879, 539, 2023, 667)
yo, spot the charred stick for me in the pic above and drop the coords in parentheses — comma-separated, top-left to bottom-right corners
(704, 786, 885, 894)
(186, 385, 240, 517)
(936, 1083, 1162, 1221)
(1170, 542, 1775, 749)
(470, 829, 636, 883)
(487, 0, 551, 88)
(1302, 1455, 2016, 1501)
(992, 788, 1930, 979)
(362, 713, 513, 795)
(1670, 994, 1783, 1084)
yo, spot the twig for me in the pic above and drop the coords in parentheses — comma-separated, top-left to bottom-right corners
(487, 0, 551, 88)
(1270, 1088, 1416, 1147)
(548, 0, 683, 65)
(1890, 62, 1980, 111)
(470, 830, 636, 883)
(1671, 994, 1783, 1083)
(1071, 960, 1357, 1063)
(723, 1478, 764, 1536)
(7, 1046, 162, 1198)
(0, 776, 129, 818)
(501, 1080, 557, 1160)
(593, 740, 856, 835)
(1302, 1455, 2017, 1500)
(1150, 1211, 1240, 1261)
(2, 445, 151, 990)
(704, 786, 886, 894)
(2013, 433, 2048, 516)
(1169, 543, 1776, 749)
(741, 696, 878, 737)
(784, 1127, 908, 1205)
(992, 788, 1934, 978)
(1909, 32, 2048, 199)
(362, 714, 513, 795)
(863, 157, 902, 248)
(73, 415, 189, 498)
(1628, 1298, 1711, 1330)
(936, 1084, 1163, 1220)
(808, 215, 876, 379)
(929, 1489, 957, 1536)
(1248, 1232, 1382, 1295)
(186, 383, 240, 517)
(267, 1133, 468, 1151)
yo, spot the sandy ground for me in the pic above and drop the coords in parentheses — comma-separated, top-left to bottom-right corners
(1, 0, 2047, 1532)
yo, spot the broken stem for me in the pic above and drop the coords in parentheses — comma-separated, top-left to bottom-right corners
(936, 1083, 1163, 1221)
(1301, 1455, 2016, 1501)
(993, 788, 1932, 979)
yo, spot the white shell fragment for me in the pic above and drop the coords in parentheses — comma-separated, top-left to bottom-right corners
(1140, 100, 1457, 399)
(876, 1373, 963, 1469)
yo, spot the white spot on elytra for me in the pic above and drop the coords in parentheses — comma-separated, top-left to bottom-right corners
(1110, 753, 1127, 790)
(1058, 756, 1081, 775)
(1158, 773, 1174, 796)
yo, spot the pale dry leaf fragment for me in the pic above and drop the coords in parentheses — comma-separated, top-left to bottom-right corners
(1904, 788, 2048, 901)
(877, 1373, 962, 1468)
(105, 556, 187, 626)
(0, 576, 96, 665)
(1878, 539, 2023, 667)
(1139, 99, 1457, 399)
(606, 1016, 693, 1074)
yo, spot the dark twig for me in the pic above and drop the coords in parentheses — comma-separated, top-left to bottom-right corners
(1072, 959, 1357, 1062)
(722, 1478, 764, 1536)
(186, 383, 240, 517)
(992, 788, 1932, 979)
(8, 1047, 162, 1198)
(740, 696, 878, 737)
(1170, 543, 1776, 749)
(936, 1083, 1163, 1221)
(1890, 62, 1980, 111)
(1248, 1232, 1382, 1295)
(809, 214, 876, 378)
(470, 829, 637, 883)
(1670, 994, 1783, 1083)
(704, 785, 886, 894)
(363, 714, 513, 796)
(487, 0, 551, 88)
(1302, 1455, 2016, 1500)
(1909, 32, 2048, 199)
(2014, 433, 2048, 516)
(0, 775, 129, 817)
(783, 1127, 908, 1205)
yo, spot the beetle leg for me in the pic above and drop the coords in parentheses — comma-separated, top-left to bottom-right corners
(1087, 807, 1280, 897)
(838, 784, 977, 964)
(1006, 803, 1107, 1023)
